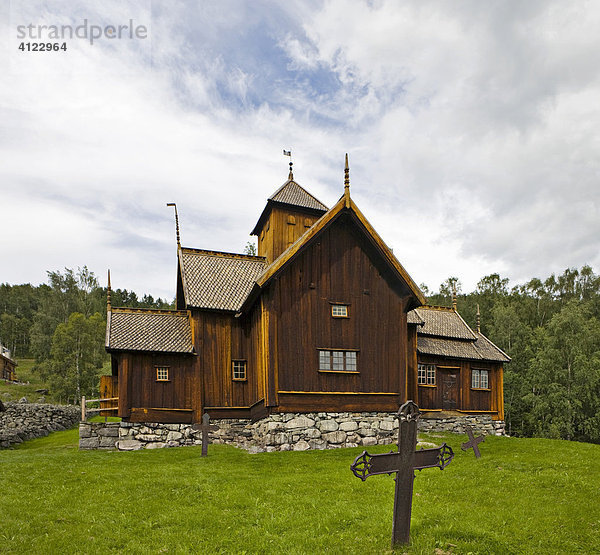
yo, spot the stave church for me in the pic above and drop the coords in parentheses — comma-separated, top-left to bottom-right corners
(102, 156, 509, 437)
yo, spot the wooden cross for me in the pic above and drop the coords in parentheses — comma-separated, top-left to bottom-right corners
(350, 401, 454, 546)
(461, 425, 485, 458)
(192, 413, 219, 456)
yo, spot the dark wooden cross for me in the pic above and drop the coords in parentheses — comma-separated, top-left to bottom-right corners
(192, 413, 219, 456)
(461, 425, 485, 458)
(350, 401, 454, 546)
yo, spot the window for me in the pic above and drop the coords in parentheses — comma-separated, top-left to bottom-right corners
(331, 304, 349, 318)
(156, 367, 169, 381)
(472, 369, 489, 389)
(232, 360, 247, 381)
(418, 363, 436, 385)
(318, 350, 358, 372)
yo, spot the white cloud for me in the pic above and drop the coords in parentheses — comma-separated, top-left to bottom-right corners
(1, 0, 598, 299)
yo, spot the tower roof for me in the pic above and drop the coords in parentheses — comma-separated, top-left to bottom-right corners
(251, 179, 328, 236)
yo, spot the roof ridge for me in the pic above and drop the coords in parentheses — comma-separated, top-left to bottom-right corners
(421, 305, 455, 312)
(181, 247, 267, 261)
(474, 331, 512, 362)
(110, 307, 189, 316)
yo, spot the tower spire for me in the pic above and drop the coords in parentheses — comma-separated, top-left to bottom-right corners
(107, 269, 112, 311)
(283, 149, 293, 180)
(344, 153, 350, 206)
(476, 304, 481, 333)
(166, 203, 180, 247)
(452, 284, 457, 311)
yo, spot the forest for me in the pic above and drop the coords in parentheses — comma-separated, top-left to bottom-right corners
(1, 265, 599, 444)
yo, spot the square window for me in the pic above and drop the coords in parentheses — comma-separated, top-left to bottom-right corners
(480, 370, 489, 389)
(418, 364, 436, 385)
(232, 360, 247, 381)
(472, 369, 480, 389)
(156, 367, 169, 381)
(318, 350, 358, 372)
(331, 305, 349, 318)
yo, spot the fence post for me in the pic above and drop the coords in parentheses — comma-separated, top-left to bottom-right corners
(81, 396, 86, 421)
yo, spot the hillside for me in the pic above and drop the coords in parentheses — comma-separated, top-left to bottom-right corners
(1, 429, 598, 553)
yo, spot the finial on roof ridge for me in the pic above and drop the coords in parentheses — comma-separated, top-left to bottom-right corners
(283, 149, 293, 180)
(166, 203, 180, 247)
(107, 269, 112, 311)
(476, 304, 481, 333)
(452, 284, 457, 311)
(344, 153, 350, 206)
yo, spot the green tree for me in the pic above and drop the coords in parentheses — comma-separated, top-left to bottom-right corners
(38, 312, 107, 400)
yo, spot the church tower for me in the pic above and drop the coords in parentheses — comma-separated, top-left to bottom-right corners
(251, 158, 327, 263)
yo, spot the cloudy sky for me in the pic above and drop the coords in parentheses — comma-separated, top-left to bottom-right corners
(1, 0, 599, 301)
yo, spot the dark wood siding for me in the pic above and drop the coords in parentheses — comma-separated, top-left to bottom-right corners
(116, 352, 196, 422)
(194, 309, 262, 411)
(271, 215, 412, 412)
(415, 355, 504, 419)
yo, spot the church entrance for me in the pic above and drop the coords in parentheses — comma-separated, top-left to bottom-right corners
(439, 369, 459, 410)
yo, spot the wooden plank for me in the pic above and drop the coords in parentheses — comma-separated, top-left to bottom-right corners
(129, 407, 193, 423)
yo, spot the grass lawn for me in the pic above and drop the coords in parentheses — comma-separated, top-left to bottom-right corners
(1, 429, 598, 554)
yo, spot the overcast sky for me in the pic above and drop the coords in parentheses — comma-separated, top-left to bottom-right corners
(1, 0, 599, 301)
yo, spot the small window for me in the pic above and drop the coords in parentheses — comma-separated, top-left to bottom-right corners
(331, 304, 349, 318)
(232, 360, 247, 381)
(418, 363, 436, 385)
(472, 369, 489, 389)
(318, 350, 358, 372)
(156, 367, 169, 381)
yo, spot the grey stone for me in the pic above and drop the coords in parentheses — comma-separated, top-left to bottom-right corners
(322, 430, 346, 444)
(98, 427, 119, 437)
(79, 437, 100, 449)
(285, 416, 315, 429)
(166, 431, 183, 441)
(318, 419, 339, 432)
(292, 440, 310, 451)
(116, 439, 143, 451)
(145, 442, 166, 449)
(361, 437, 377, 446)
(99, 436, 117, 448)
(339, 421, 358, 432)
(379, 420, 394, 431)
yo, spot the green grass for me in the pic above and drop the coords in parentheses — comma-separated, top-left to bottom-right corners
(1, 431, 598, 554)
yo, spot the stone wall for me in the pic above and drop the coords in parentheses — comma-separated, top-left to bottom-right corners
(0, 401, 80, 448)
(79, 411, 505, 452)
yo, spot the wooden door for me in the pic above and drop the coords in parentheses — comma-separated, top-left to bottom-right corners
(440, 370, 459, 410)
(99, 375, 119, 416)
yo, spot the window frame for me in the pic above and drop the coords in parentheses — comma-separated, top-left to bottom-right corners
(155, 366, 170, 382)
(471, 368, 490, 390)
(330, 303, 349, 318)
(417, 363, 436, 386)
(232, 360, 247, 382)
(318, 349, 359, 373)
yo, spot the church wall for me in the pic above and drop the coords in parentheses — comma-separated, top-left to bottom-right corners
(416, 354, 504, 420)
(115, 352, 196, 422)
(270, 216, 411, 412)
(193, 309, 262, 413)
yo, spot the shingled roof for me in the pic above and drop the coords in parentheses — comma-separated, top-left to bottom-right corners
(251, 179, 328, 236)
(409, 306, 510, 363)
(179, 248, 268, 312)
(269, 179, 328, 211)
(106, 308, 194, 353)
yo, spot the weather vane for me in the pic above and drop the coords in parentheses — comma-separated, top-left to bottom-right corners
(283, 149, 293, 180)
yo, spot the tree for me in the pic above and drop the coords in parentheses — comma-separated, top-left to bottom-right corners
(244, 241, 257, 256)
(38, 312, 107, 400)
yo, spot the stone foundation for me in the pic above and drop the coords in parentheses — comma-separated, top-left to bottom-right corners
(79, 412, 505, 451)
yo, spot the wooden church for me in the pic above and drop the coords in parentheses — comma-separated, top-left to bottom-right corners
(104, 156, 509, 424)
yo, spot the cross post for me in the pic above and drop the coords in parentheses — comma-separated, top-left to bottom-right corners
(350, 401, 454, 546)
(461, 425, 485, 458)
(192, 413, 219, 456)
